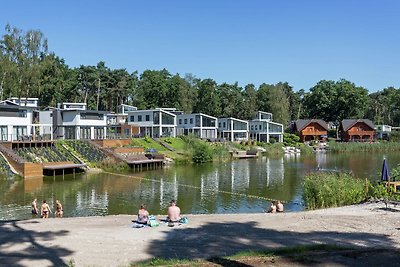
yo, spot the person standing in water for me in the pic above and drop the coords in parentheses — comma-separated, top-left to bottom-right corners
(55, 200, 63, 218)
(31, 198, 38, 216)
(41, 200, 52, 218)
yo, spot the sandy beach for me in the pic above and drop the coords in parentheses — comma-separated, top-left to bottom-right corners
(1, 201, 400, 266)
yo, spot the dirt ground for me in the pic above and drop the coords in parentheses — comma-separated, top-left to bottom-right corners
(1, 201, 400, 267)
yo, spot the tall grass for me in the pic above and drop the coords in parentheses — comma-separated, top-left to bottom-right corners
(303, 172, 369, 209)
(328, 141, 400, 153)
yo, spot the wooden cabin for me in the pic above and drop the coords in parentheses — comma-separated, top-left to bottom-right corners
(294, 119, 328, 142)
(340, 119, 375, 142)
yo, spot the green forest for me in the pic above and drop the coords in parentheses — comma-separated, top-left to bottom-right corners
(0, 24, 398, 126)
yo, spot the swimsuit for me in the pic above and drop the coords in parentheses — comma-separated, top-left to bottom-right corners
(31, 209, 38, 215)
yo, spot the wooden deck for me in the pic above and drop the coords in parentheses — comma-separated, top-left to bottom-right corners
(43, 163, 86, 170)
(42, 162, 86, 178)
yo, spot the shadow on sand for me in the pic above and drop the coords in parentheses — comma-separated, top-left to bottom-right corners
(139, 221, 397, 266)
(0, 219, 72, 267)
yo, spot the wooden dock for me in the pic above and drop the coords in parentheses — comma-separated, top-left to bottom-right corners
(43, 162, 87, 178)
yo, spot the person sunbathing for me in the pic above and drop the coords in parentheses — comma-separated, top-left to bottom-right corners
(167, 200, 181, 222)
(276, 201, 284, 212)
(266, 201, 277, 213)
(137, 204, 149, 225)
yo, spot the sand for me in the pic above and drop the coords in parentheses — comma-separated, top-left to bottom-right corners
(1, 201, 400, 267)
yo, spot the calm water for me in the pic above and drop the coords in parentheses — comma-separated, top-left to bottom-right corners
(1, 152, 399, 220)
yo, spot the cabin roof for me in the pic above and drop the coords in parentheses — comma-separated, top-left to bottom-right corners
(341, 119, 375, 131)
(295, 119, 328, 131)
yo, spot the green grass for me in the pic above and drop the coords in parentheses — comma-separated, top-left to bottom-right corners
(303, 172, 369, 210)
(161, 137, 186, 150)
(131, 138, 168, 152)
(328, 141, 400, 153)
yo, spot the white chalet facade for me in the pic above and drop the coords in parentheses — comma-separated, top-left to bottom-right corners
(53, 103, 107, 140)
(218, 117, 249, 141)
(249, 111, 283, 142)
(177, 113, 218, 139)
(127, 109, 176, 137)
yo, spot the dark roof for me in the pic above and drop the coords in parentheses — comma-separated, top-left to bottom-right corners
(294, 119, 328, 132)
(341, 119, 375, 131)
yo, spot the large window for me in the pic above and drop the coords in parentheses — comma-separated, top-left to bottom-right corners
(161, 112, 175, 125)
(64, 126, 76, 139)
(153, 112, 160, 124)
(130, 116, 135, 122)
(138, 115, 142, 122)
(202, 116, 216, 127)
(0, 126, 8, 141)
(145, 115, 150, 121)
(80, 127, 91, 139)
(18, 110, 27, 118)
(233, 121, 247, 130)
(94, 127, 104, 139)
(269, 123, 283, 133)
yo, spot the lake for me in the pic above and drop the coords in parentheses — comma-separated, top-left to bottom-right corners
(1, 151, 399, 220)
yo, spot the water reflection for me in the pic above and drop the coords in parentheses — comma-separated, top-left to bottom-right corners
(2, 151, 400, 220)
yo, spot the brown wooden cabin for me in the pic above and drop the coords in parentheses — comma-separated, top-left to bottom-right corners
(294, 119, 328, 142)
(340, 119, 375, 142)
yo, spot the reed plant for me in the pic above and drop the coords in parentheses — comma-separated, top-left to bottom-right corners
(328, 141, 400, 153)
(303, 172, 369, 209)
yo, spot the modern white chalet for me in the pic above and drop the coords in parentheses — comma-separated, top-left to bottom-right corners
(177, 113, 218, 139)
(218, 117, 249, 141)
(127, 109, 176, 137)
(53, 103, 107, 140)
(0, 99, 52, 141)
(249, 111, 283, 142)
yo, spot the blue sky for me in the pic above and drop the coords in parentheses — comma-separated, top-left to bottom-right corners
(1, 1, 399, 92)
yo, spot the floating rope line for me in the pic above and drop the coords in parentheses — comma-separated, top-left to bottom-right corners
(103, 171, 285, 203)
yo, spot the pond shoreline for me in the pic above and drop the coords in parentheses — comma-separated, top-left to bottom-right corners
(1, 201, 400, 266)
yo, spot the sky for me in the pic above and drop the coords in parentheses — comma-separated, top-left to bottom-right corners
(1, 1, 399, 92)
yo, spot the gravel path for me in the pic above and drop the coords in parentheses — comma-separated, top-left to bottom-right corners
(1, 202, 400, 266)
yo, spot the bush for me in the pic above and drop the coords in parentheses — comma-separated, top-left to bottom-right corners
(283, 133, 301, 146)
(192, 142, 213, 163)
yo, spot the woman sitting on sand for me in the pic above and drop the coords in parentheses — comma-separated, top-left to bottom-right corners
(137, 204, 149, 225)
(266, 201, 277, 213)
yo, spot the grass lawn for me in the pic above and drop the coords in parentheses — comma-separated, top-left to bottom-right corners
(160, 137, 187, 150)
(131, 138, 167, 152)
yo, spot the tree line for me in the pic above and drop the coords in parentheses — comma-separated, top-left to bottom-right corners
(0, 24, 399, 126)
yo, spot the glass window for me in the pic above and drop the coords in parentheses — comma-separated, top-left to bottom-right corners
(154, 112, 160, 124)
(219, 123, 221, 128)
(184, 119, 187, 124)
(202, 116, 216, 127)
(161, 112, 175, 125)
(223, 122, 226, 128)
(138, 115, 142, 122)
(130, 116, 135, 122)
(190, 118, 193, 124)
(145, 115, 150, 121)
(251, 125, 254, 131)
(255, 125, 258, 130)
(18, 110, 27, 118)
(179, 119, 182, 124)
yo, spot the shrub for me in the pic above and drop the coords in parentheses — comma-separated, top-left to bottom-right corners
(283, 133, 301, 146)
(192, 142, 213, 163)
